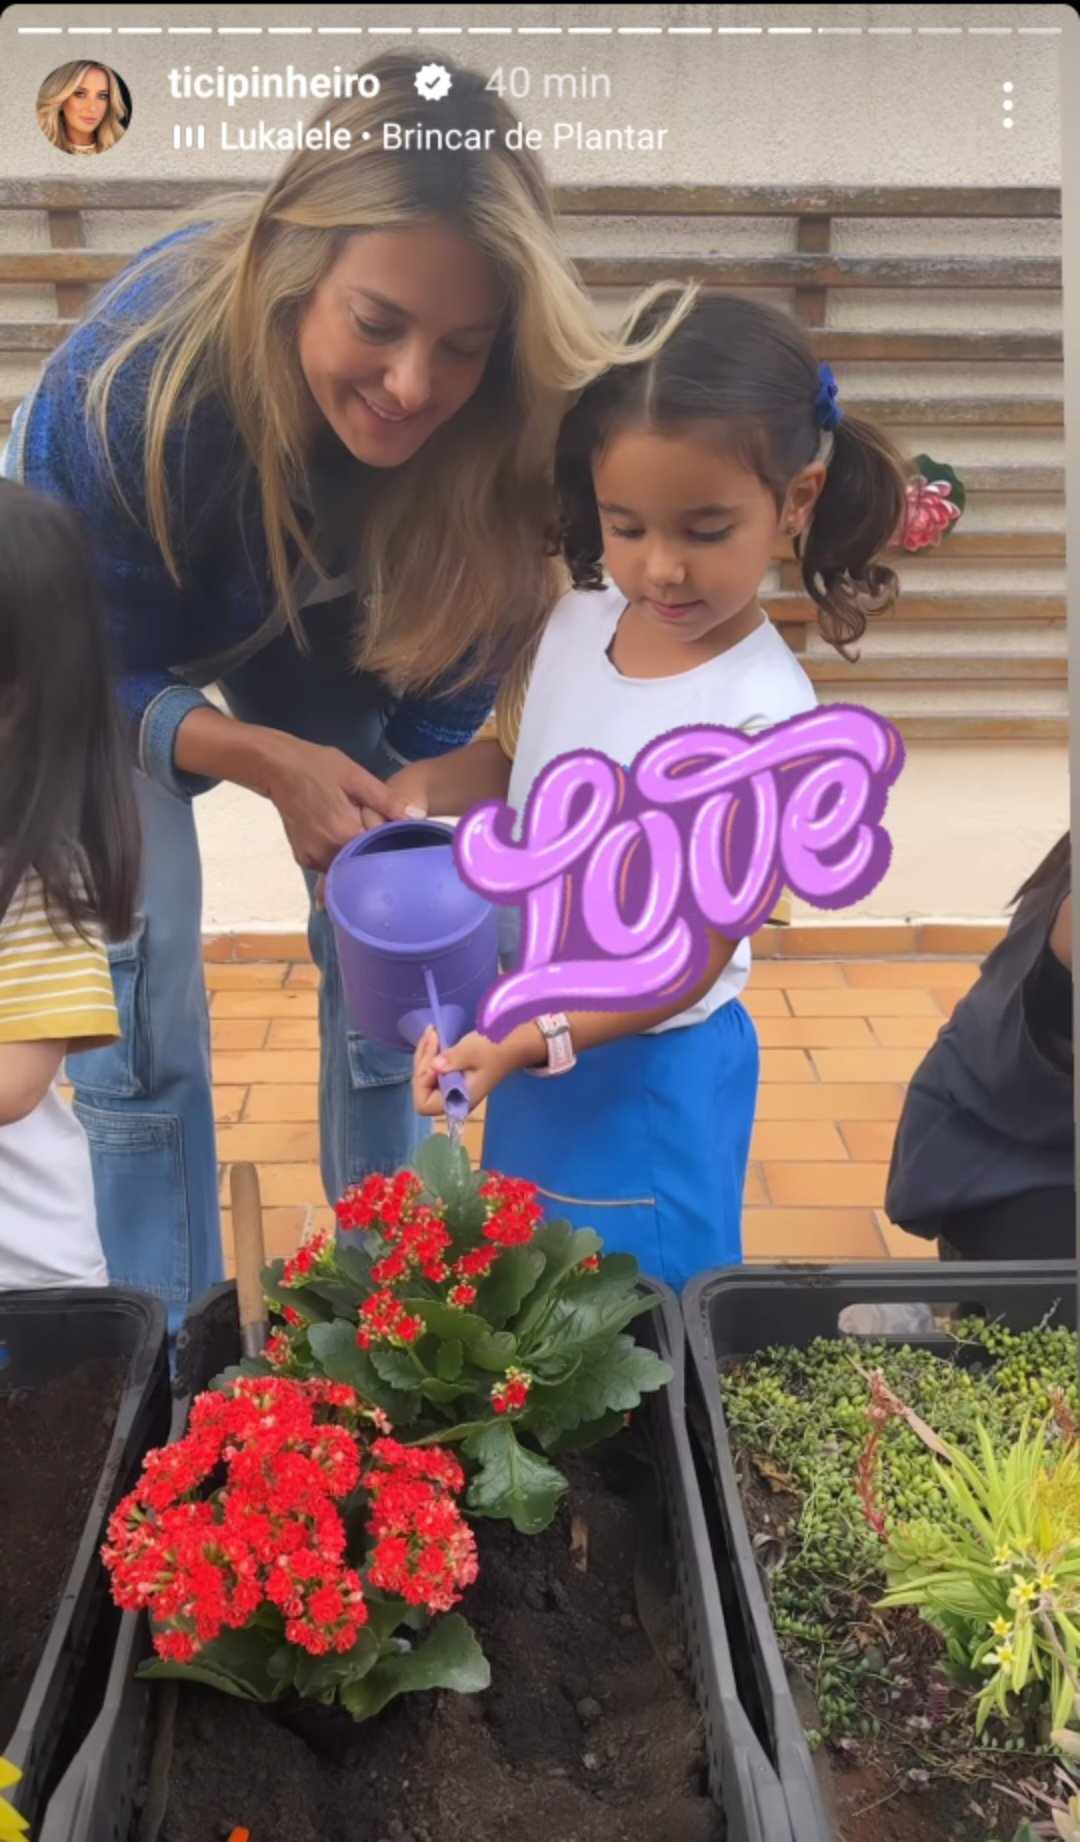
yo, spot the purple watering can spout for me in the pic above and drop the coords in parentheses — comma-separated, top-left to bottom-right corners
(324, 821, 499, 1138)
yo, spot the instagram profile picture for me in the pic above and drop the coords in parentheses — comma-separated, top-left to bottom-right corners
(36, 61, 132, 157)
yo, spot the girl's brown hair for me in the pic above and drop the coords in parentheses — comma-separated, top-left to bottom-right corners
(0, 480, 139, 942)
(555, 285, 908, 657)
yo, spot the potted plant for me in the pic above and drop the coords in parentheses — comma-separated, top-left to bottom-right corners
(40, 1151, 790, 1842)
(0, 1288, 168, 1829)
(237, 1138, 674, 1540)
(683, 1261, 1080, 1842)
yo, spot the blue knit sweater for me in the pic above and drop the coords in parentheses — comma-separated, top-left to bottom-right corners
(3, 226, 498, 799)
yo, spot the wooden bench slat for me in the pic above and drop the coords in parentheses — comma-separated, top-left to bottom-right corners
(0, 321, 78, 353)
(6, 252, 1059, 293)
(963, 465, 1063, 495)
(811, 330, 1062, 362)
(843, 713, 1068, 743)
(804, 654, 1064, 683)
(896, 531, 1064, 559)
(0, 322, 1063, 367)
(765, 592, 1064, 623)
(0, 253, 124, 285)
(776, 531, 1065, 563)
(846, 396, 1062, 427)
(576, 255, 1060, 291)
(0, 179, 1060, 217)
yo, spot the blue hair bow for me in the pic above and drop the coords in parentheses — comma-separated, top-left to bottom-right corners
(813, 363, 843, 432)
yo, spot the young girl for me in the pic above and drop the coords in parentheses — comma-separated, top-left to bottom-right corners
(0, 479, 139, 1288)
(404, 289, 907, 1289)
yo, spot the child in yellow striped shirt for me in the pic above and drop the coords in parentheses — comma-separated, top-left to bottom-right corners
(0, 479, 139, 1288)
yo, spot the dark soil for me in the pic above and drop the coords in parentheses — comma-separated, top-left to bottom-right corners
(161, 1444, 721, 1842)
(737, 1456, 1059, 1842)
(0, 1355, 125, 1747)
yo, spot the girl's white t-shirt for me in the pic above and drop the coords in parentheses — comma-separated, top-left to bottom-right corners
(501, 585, 817, 1032)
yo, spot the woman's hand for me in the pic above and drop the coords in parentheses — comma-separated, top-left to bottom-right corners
(412, 1025, 518, 1118)
(359, 761, 433, 834)
(264, 734, 425, 872)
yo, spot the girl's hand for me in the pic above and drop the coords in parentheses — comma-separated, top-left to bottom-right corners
(412, 1025, 512, 1117)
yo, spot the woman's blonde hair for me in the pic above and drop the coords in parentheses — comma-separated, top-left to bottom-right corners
(82, 51, 692, 695)
(37, 62, 128, 155)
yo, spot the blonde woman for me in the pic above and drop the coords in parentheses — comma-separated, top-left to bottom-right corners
(3, 51, 681, 1329)
(37, 62, 129, 155)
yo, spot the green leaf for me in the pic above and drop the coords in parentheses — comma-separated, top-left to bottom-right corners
(415, 1135, 476, 1211)
(410, 1418, 491, 1447)
(261, 1260, 332, 1325)
(510, 1224, 604, 1343)
(539, 1409, 630, 1455)
(401, 1299, 495, 1346)
(211, 1357, 274, 1390)
(139, 1626, 286, 1702)
(306, 1320, 420, 1423)
(304, 1281, 369, 1317)
(527, 1272, 656, 1364)
(360, 1597, 409, 1647)
(371, 1347, 423, 1391)
(436, 1339, 464, 1382)
(336, 1240, 377, 1288)
(419, 1377, 476, 1405)
(138, 1658, 261, 1700)
(340, 1615, 490, 1720)
(294, 1629, 381, 1698)
(463, 1421, 569, 1533)
(473, 1247, 545, 1327)
(467, 1331, 518, 1373)
(528, 1336, 671, 1441)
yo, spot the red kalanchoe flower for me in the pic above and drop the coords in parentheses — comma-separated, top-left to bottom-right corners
(100, 1377, 382, 1666)
(580, 1255, 600, 1273)
(454, 1246, 499, 1279)
(490, 1368, 533, 1416)
(335, 1171, 424, 1233)
(363, 1438, 476, 1614)
(479, 1174, 544, 1248)
(447, 1283, 477, 1309)
(357, 1291, 423, 1351)
(281, 1229, 334, 1289)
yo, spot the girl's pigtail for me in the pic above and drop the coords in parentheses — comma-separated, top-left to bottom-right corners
(797, 414, 907, 657)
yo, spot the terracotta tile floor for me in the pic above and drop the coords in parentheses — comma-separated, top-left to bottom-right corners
(197, 951, 981, 1274)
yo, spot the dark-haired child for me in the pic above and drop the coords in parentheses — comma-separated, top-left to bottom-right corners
(0, 479, 140, 1287)
(400, 288, 907, 1289)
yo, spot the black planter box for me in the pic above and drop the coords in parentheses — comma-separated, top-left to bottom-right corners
(682, 1260, 1080, 1842)
(1, 1288, 169, 1829)
(41, 1276, 794, 1842)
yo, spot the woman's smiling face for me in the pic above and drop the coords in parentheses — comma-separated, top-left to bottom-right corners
(62, 69, 110, 143)
(297, 222, 506, 468)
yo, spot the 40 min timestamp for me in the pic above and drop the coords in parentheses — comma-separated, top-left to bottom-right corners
(487, 65, 613, 102)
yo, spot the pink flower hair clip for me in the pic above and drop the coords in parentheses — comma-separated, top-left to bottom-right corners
(894, 454, 967, 553)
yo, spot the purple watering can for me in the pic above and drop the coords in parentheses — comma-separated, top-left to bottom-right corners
(325, 820, 499, 1137)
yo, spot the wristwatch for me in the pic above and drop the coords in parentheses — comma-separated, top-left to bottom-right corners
(526, 1012, 577, 1077)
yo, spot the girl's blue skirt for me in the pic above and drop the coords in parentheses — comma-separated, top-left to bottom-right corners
(481, 999, 758, 1293)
